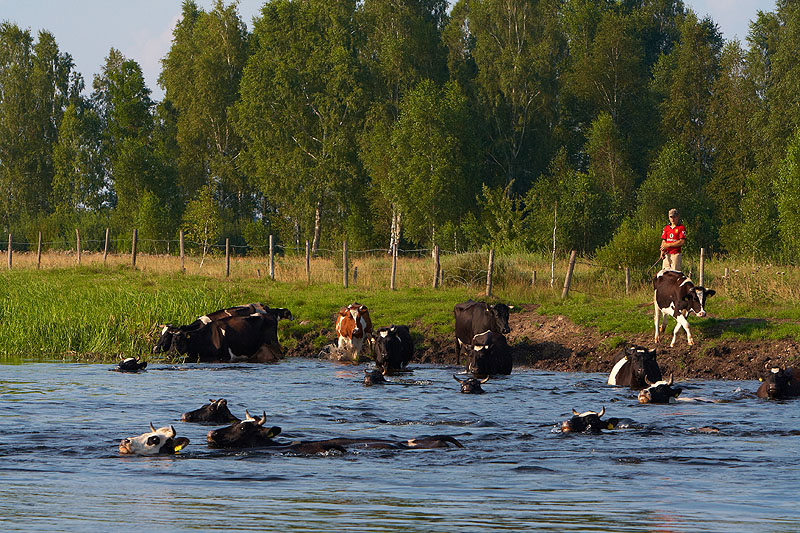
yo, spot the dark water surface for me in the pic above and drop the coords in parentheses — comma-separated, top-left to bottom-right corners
(0, 359, 797, 532)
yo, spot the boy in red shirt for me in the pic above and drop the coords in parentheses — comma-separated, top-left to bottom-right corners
(660, 208, 686, 271)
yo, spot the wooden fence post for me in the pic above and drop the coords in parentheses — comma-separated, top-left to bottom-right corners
(179, 230, 185, 273)
(7, 233, 11, 270)
(486, 248, 495, 297)
(131, 229, 138, 267)
(390, 242, 397, 290)
(532, 270, 537, 286)
(625, 267, 630, 296)
(433, 245, 440, 289)
(37, 231, 42, 270)
(103, 228, 109, 264)
(269, 234, 275, 280)
(353, 266, 358, 284)
(724, 267, 729, 286)
(305, 240, 310, 284)
(561, 250, 577, 299)
(76, 229, 81, 265)
(343, 240, 349, 288)
(699, 247, 705, 287)
(225, 238, 230, 278)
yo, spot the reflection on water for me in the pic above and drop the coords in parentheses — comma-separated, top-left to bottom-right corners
(0, 359, 797, 532)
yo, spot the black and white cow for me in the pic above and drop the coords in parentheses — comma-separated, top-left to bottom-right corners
(756, 366, 800, 400)
(607, 345, 662, 390)
(114, 356, 147, 373)
(560, 407, 619, 433)
(165, 313, 284, 363)
(454, 300, 512, 363)
(181, 398, 241, 424)
(653, 270, 715, 347)
(373, 325, 414, 372)
(637, 375, 682, 404)
(465, 330, 512, 376)
(119, 423, 190, 455)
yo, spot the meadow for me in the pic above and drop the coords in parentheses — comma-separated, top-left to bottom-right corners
(3, 249, 800, 362)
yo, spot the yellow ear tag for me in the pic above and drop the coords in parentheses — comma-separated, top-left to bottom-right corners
(759, 378, 763, 382)
(607, 422, 615, 430)
(173, 442, 187, 452)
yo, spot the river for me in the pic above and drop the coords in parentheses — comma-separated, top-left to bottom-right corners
(0, 359, 797, 532)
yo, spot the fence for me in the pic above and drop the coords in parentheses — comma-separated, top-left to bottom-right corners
(2, 228, 711, 298)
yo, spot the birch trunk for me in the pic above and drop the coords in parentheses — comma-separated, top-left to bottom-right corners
(312, 201, 321, 254)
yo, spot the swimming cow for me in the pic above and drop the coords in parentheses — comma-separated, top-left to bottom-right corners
(453, 300, 512, 363)
(560, 408, 621, 434)
(464, 330, 512, 376)
(607, 345, 662, 390)
(181, 398, 241, 424)
(119, 423, 190, 455)
(637, 375, 682, 404)
(454, 374, 489, 394)
(757, 366, 800, 400)
(114, 356, 147, 373)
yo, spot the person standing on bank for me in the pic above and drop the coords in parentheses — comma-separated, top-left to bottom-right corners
(660, 208, 686, 271)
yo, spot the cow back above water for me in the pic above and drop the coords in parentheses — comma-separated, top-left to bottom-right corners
(167, 313, 284, 363)
(373, 325, 414, 372)
(653, 270, 715, 347)
(454, 300, 512, 363)
(607, 345, 662, 390)
(335, 303, 373, 361)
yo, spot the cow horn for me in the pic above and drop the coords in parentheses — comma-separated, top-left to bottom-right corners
(149, 422, 157, 432)
(480, 376, 490, 384)
(258, 412, 267, 426)
(572, 409, 580, 416)
(453, 375, 465, 384)
(244, 409, 255, 421)
(168, 425, 176, 438)
(645, 376, 654, 386)
(668, 374, 673, 386)
(598, 407, 605, 418)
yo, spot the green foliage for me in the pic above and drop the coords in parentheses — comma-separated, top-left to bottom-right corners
(594, 218, 659, 278)
(776, 128, 800, 263)
(182, 185, 222, 259)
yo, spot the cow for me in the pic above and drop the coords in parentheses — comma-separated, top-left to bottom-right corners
(363, 369, 387, 386)
(454, 300, 512, 363)
(181, 398, 241, 424)
(638, 375, 682, 404)
(335, 303, 373, 361)
(167, 313, 284, 363)
(114, 356, 147, 373)
(607, 345, 662, 390)
(464, 330, 512, 376)
(154, 303, 293, 353)
(373, 325, 414, 372)
(119, 423, 190, 455)
(207, 411, 463, 451)
(454, 374, 489, 394)
(756, 366, 800, 400)
(653, 270, 715, 347)
(560, 408, 621, 433)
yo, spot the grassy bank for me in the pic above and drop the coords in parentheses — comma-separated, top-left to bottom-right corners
(2, 252, 800, 362)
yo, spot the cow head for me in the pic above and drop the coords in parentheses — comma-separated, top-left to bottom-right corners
(626, 345, 662, 387)
(560, 407, 612, 433)
(759, 366, 797, 400)
(465, 331, 509, 376)
(269, 307, 294, 321)
(206, 410, 282, 449)
(487, 303, 512, 334)
(347, 303, 371, 336)
(153, 325, 178, 353)
(638, 375, 682, 404)
(373, 325, 412, 371)
(682, 286, 716, 317)
(119, 423, 190, 455)
(363, 369, 387, 386)
(116, 355, 147, 372)
(454, 374, 489, 394)
(181, 398, 241, 424)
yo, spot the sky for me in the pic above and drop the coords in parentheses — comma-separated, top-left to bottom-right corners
(0, 0, 780, 102)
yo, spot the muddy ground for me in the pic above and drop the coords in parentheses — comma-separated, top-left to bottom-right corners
(297, 304, 800, 381)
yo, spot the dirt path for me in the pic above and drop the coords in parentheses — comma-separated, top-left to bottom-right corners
(298, 305, 800, 381)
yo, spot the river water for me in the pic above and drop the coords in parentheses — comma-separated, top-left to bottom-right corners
(0, 359, 797, 532)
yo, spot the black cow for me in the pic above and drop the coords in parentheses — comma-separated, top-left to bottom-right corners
(207, 411, 463, 451)
(757, 366, 800, 400)
(653, 270, 715, 347)
(114, 356, 147, 373)
(465, 330, 512, 376)
(638, 375, 682, 404)
(167, 313, 283, 363)
(363, 369, 387, 386)
(453, 300, 512, 363)
(454, 374, 489, 394)
(181, 398, 241, 424)
(373, 325, 414, 372)
(560, 408, 621, 433)
(607, 345, 662, 390)
(154, 303, 293, 353)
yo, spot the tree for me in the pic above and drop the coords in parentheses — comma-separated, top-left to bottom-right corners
(586, 112, 636, 219)
(182, 184, 222, 266)
(236, 0, 366, 253)
(775, 128, 800, 262)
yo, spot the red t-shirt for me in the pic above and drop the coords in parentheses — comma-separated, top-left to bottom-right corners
(662, 224, 686, 254)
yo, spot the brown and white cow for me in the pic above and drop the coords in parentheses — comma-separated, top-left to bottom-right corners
(335, 303, 373, 361)
(653, 270, 715, 347)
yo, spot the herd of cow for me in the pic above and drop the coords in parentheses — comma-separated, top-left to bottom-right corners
(117, 268, 799, 455)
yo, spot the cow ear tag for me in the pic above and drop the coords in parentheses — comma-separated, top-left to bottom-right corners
(173, 437, 190, 452)
(266, 426, 281, 438)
